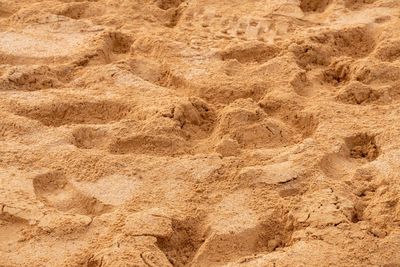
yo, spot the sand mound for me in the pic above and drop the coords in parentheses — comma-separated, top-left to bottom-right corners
(1, 0, 400, 266)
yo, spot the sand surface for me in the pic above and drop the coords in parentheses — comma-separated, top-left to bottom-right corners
(1, 0, 400, 266)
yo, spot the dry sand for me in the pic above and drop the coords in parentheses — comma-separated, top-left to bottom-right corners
(1, 0, 400, 266)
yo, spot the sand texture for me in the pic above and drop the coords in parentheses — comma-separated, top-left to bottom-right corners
(1, 0, 400, 266)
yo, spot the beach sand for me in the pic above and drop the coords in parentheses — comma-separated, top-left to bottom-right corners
(1, 0, 400, 266)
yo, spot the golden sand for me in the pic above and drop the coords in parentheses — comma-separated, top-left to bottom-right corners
(1, 0, 400, 266)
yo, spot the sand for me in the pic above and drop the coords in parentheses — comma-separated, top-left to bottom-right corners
(1, 0, 400, 266)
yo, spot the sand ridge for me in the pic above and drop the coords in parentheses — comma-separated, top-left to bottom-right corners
(1, 0, 400, 266)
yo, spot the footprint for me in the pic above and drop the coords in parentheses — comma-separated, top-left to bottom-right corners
(0, 213, 29, 250)
(190, 202, 292, 266)
(336, 81, 383, 105)
(76, 174, 140, 206)
(0, 112, 32, 140)
(87, 246, 138, 267)
(349, 157, 400, 234)
(108, 134, 189, 156)
(182, 6, 289, 42)
(374, 38, 400, 62)
(258, 95, 319, 139)
(320, 133, 380, 179)
(33, 172, 112, 216)
(125, 57, 164, 84)
(320, 152, 360, 180)
(224, 114, 293, 149)
(353, 61, 400, 84)
(218, 42, 280, 64)
(141, 251, 172, 267)
(55, 2, 92, 20)
(290, 70, 315, 97)
(283, 111, 319, 139)
(214, 98, 296, 149)
(239, 161, 300, 185)
(312, 26, 376, 59)
(72, 127, 110, 149)
(0, 65, 61, 91)
(15, 100, 130, 127)
(87, 245, 172, 267)
(193, 222, 291, 266)
(293, 25, 375, 70)
(291, 43, 331, 70)
(388, 81, 400, 101)
(344, 0, 376, 10)
(54, 1, 107, 20)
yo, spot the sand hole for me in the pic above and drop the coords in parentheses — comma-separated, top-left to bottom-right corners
(156, 0, 186, 10)
(351, 204, 364, 223)
(33, 172, 112, 216)
(345, 133, 379, 161)
(300, 0, 331, 13)
(99, 32, 134, 62)
(106, 32, 133, 54)
(323, 58, 352, 86)
(15, 100, 130, 127)
(165, 6, 186, 28)
(255, 218, 292, 252)
(156, 217, 204, 266)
